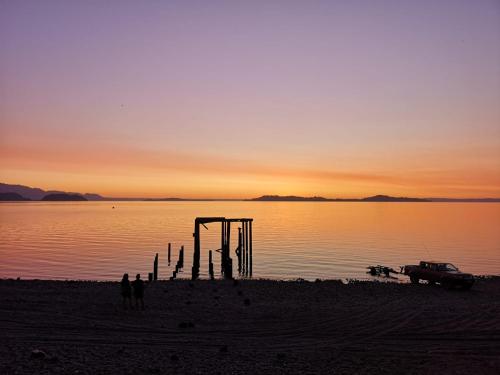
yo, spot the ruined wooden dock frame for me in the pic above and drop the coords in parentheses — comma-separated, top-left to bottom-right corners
(192, 217, 253, 280)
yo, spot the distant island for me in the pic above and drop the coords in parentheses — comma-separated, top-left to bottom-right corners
(1, 182, 499, 202)
(42, 193, 88, 201)
(361, 195, 429, 202)
(0, 192, 31, 201)
(250, 195, 331, 202)
(250, 195, 430, 202)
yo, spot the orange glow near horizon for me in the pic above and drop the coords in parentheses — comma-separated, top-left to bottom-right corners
(1, 137, 499, 198)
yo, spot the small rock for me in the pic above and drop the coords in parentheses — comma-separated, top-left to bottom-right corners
(237, 291, 243, 296)
(244, 298, 251, 306)
(31, 349, 47, 359)
(187, 322, 195, 328)
(189, 282, 194, 288)
(178, 322, 188, 328)
(277, 352, 286, 360)
(170, 354, 179, 361)
(219, 345, 228, 353)
(233, 280, 239, 287)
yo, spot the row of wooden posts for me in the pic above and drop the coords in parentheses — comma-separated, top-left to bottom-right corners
(148, 244, 184, 281)
(148, 223, 253, 282)
(236, 221, 253, 277)
(148, 244, 221, 281)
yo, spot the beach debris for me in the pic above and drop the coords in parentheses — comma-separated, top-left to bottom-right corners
(178, 321, 195, 329)
(276, 352, 286, 361)
(47, 355, 59, 363)
(31, 349, 47, 359)
(147, 366, 160, 374)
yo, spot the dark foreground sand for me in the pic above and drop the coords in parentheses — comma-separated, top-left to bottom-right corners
(1, 278, 499, 375)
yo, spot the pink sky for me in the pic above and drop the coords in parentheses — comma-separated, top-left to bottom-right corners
(1, 1, 499, 198)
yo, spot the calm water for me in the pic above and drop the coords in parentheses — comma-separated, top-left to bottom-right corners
(0, 202, 499, 281)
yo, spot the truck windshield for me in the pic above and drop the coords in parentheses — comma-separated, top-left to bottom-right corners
(441, 264, 458, 271)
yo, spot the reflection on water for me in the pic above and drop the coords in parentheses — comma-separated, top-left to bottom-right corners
(0, 202, 499, 280)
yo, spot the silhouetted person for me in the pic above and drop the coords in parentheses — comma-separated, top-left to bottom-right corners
(120, 273, 132, 309)
(132, 273, 145, 310)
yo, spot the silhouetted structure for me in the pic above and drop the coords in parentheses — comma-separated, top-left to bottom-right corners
(192, 217, 253, 280)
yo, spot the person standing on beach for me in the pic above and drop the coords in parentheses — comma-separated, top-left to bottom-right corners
(120, 273, 132, 309)
(131, 273, 145, 310)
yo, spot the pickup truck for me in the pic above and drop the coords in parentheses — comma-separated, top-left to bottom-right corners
(403, 261, 474, 289)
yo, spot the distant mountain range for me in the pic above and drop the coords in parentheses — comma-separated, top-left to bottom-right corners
(0, 183, 99, 201)
(1, 183, 499, 202)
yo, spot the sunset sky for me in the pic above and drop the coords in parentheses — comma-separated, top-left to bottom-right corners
(1, 0, 499, 198)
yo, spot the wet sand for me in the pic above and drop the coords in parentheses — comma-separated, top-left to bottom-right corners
(1, 278, 499, 374)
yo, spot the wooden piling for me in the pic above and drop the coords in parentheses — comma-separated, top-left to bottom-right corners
(237, 227, 242, 273)
(249, 220, 253, 276)
(245, 221, 249, 275)
(192, 220, 200, 280)
(225, 221, 231, 279)
(241, 223, 246, 274)
(148, 272, 153, 282)
(221, 221, 226, 273)
(153, 253, 158, 281)
(180, 246, 184, 268)
(168, 243, 171, 265)
(209, 250, 214, 280)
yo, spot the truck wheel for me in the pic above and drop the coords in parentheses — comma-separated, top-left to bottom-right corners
(410, 276, 419, 284)
(461, 283, 473, 291)
(442, 281, 454, 290)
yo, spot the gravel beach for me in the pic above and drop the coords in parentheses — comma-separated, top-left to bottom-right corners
(1, 278, 499, 374)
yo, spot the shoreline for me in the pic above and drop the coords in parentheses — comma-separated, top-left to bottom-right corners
(1, 278, 499, 374)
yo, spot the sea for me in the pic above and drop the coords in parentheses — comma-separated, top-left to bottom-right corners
(1, 201, 499, 281)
